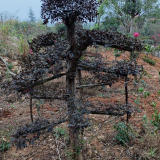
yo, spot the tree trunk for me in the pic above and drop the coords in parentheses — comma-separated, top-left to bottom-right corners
(30, 94, 33, 123)
(66, 61, 83, 160)
(125, 76, 130, 123)
(77, 69, 83, 99)
(65, 20, 84, 160)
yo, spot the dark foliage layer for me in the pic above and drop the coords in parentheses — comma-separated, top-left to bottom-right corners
(41, 0, 98, 24)
(29, 29, 143, 53)
(2, 26, 143, 95)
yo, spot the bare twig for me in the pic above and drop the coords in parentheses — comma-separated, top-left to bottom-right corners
(30, 94, 33, 122)
(0, 56, 16, 76)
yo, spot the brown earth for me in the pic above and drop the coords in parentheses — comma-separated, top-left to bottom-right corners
(0, 49, 160, 160)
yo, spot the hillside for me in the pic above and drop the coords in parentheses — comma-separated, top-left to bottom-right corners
(0, 49, 160, 160)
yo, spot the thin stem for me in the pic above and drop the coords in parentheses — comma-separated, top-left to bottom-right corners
(30, 94, 33, 123)
(125, 76, 130, 123)
(77, 69, 83, 99)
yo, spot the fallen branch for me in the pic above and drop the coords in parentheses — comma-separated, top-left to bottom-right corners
(0, 56, 16, 76)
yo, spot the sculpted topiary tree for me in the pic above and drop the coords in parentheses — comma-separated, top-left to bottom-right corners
(41, 1, 99, 158)
(1, 0, 144, 160)
(40, 1, 142, 159)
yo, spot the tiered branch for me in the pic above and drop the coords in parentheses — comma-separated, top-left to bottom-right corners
(29, 29, 143, 53)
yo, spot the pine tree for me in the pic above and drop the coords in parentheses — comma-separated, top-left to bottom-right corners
(28, 8, 36, 22)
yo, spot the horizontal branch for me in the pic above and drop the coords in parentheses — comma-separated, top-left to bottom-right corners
(76, 83, 110, 89)
(78, 60, 108, 72)
(29, 28, 143, 56)
(29, 32, 60, 52)
(88, 109, 125, 116)
(12, 118, 68, 148)
(31, 95, 69, 100)
(87, 30, 143, 51)
(30, 72, 66, 88)
(87, 103, 137, 117)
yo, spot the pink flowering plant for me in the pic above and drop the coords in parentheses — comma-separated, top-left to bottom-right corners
(133, 32, 140, 38)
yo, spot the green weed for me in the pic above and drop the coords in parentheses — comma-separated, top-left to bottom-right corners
(114, 122, 135, 146)
(150, 101, 156, 108)
(143, 56, 156, 66)
(147, 147, 157, 158)
(151, 107, 160, 129)
(0, 138, 10, 152)
(54, 127, 68, 138)
(158, 90, 160, 95)
(143, 91, 150, 98)
(134, 97, 141, 105)
(138, 87, 144, 93)
(7, 62, 14, 70)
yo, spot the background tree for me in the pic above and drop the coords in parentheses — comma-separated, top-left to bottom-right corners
(28, 8, 36, 23)
(98, 0, 159, 34)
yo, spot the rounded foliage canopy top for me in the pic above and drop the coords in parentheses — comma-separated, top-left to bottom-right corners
(41, 0, 99, 24)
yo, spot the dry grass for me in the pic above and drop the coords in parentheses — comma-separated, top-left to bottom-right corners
(131, 125, 160, 160)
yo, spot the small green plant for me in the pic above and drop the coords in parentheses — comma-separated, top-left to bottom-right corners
(148, 148, 157, 158)
(143, 114, 148, 124)
(140, 80, 147, 87)
(145, 44, 153, 53)
(143, 56, 156, 66)
(155, 45, 160, 51)
(65, 149, 74, 160)
(151, 107, 160, 129)
(0, 138, 10, 152)
(157, 90, 160, 95)
(134, 97, 141, 105)
(54, 127, 67, 138)
(143, 91, 150, 98)
(7, 62, 14, 70)
(5, 71, 12, 79)
(113, 49, 121, 60)
(138, 87, 144, 93)
(150, 101, 156, 108)
(114, 122, 135, 146)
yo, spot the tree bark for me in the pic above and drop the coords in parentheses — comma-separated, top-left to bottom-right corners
(77, 69, 83, 99)
(125, 76, 130, 123)
(30, 94, 33, 123)
(65, 21, 84, 159)
(66, 61, 82, 160)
